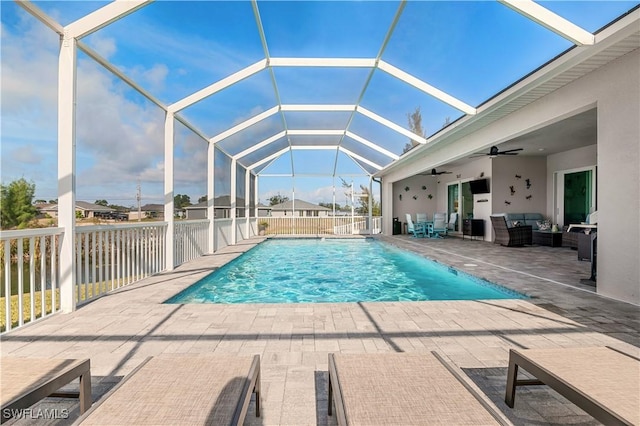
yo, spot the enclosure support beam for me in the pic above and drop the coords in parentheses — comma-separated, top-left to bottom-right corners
(254, 175, 259, 224)
(245, 168, 251, 238)
(381, 179, 393, 236)
(368, 176, 373, 235)
(57, 31, 77, 313)
(499, 0, 594, 45)
(164, 112, 175, 270)
(231, 158, 237, 245)
(207, 142, 215, 254)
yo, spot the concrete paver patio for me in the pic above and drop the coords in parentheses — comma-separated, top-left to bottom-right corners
(2, 235, 638, 425)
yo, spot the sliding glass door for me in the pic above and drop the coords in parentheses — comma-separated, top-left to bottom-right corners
(447, 181, 473, 232)
(555, 166, 596, 226)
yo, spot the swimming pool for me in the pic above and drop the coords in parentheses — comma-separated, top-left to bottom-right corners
(166, 239, 526, 304)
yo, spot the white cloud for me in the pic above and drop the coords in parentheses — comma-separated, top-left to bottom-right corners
(90, 35, 117, 59)
(10, 145, 43, 164)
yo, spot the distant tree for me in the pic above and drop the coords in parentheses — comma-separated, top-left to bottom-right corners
(34, 199, 47, 204)
(173, 194, 191, 209)
(48, 199, 58, 204)
(94, 199, 108, 206)
(0, 178, 38, 229)
(198, 195, 207, 203)
(269, 194, 289, 206)
(340, 178, 380, 215)
(319, 202, 342, 210)
(403, 106, 426, 153)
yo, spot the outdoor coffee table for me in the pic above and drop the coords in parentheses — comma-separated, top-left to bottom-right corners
(532, 230, 563, 247)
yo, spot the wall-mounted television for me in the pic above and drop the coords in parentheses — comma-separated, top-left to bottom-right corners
(469, 178, 490, 194)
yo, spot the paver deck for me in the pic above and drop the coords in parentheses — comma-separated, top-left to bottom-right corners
(1, 235, 638, 425)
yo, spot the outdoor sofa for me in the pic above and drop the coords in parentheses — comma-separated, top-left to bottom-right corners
(75, 354, 260, 425)
(505, 346, 639, 425)
(1, 357, 92, 423)
(328, 351, 510, 425)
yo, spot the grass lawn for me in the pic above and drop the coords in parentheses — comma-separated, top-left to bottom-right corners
(0, 282, 120, 332)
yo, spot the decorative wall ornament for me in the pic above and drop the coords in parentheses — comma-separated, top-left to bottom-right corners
(412, 195, 418, 200)
(405, 186, 410, 191)
(428, 194, 433, 199)
(510, 185, 516, 196)
(456, 174, 462, 178)
(422, 185, 427, 190)
(480, 172, 485, 177)
(399, 194, 402, 200)
(525, 179, 532, 189)
(515, 174, 521, 179)
(504, 200, 511, 205)
(526, 195, 532, 200)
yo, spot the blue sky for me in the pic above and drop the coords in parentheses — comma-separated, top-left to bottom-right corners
(1, 1, 637, 207)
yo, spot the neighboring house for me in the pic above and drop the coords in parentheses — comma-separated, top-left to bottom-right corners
(184, 195, 262, 220)
(269, 200, 330, 217)
(76, 201, 114, 218)
(184, 201, 208, 220)
(130, 204, 164, 220)
(257, 203, 272, 217)
(35, 201, 117, 219)
(34, 202, 58, 218)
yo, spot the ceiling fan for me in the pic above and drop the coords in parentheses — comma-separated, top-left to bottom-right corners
(470, 146, 523, 158)
(419, 168, 452, 176)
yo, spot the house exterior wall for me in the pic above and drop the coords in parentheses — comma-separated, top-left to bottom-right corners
(491, 156, 547, 218)
(186, 209, 207, 220)
(592, 50, 639, 304)
(392, 175, 438, 224)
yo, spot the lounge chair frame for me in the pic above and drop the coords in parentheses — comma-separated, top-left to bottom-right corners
(75, 354, 260, 425)
(505, 347, 639, 426)
(328, 351, 510, 425)
(1, 358, 91, 422)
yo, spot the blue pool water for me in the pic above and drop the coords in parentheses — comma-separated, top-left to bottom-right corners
(166, 239, 526, 304)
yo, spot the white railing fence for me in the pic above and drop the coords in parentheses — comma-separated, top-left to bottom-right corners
(1, 227, 63, 332)
(214, 218, 233, 252)
(75, 222, 167, 305)
(258, 216, 383, 235)
(174, 220, 209, 267)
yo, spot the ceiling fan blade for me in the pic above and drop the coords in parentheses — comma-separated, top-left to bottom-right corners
(500, 148, 523, 154)
(501, 152, 519, 155)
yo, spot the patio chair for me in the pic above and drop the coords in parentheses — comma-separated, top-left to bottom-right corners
(1, 357, 92, 422)
(432, 212, 448, 238)
(505, 347, 639, 425)
(76, 354, 260, 425)
(447, 212, 458, 232)
(405, 214, 426, 238)
(416, 213, 428, 223)
(490, 215, 532, 246)
(328, 352, 510, 425)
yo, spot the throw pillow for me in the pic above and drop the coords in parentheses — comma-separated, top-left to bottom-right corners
(511, 220, 521, 227)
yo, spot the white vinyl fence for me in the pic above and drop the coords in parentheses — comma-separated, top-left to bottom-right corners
(174, 220, 209, 266)
(75, 222, 167, 304)
(1, 227, 63, 332)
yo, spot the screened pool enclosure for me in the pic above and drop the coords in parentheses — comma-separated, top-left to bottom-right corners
(2, 0, 622, 328)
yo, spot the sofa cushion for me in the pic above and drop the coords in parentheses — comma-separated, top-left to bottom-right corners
(504, 213, 525, 228)
(524, 213, 544, 229)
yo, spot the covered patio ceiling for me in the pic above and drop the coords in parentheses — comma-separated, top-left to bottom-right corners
(17, 0, 633, 180)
